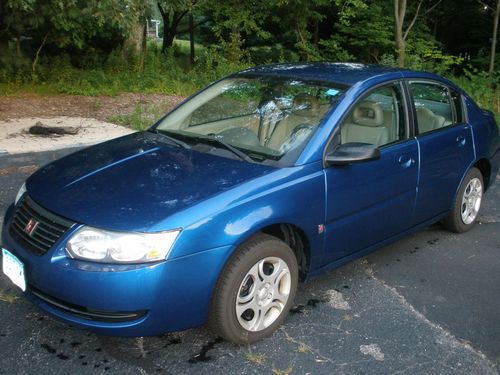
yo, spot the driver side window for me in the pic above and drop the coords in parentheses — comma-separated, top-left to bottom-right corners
(339, 83, 406, 147)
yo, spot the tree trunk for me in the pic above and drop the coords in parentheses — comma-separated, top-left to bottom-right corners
(31, 33, 49, 74)
(313, 19, 319, 45)
(158, 3, 188, 53)
(139, 20, 147, 72)
(490, 0, 500, 75)
(32, 33, 48, 75)
(123, 20, 146, 67)
(0, 2, 8, 54)
(189, 13, 195, 66)
(162, 26, 177, 52)
(394, 0, 406, 67)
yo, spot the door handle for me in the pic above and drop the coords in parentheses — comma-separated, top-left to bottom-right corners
(456, 136, 466, 147)
(398, 155, 415, 168)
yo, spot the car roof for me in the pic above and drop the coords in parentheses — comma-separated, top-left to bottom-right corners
(236, 62, 425, 86)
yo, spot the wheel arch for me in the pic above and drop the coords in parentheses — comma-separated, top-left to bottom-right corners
(474, 158, 492, 191)
(219, 222, 313, 284)
(259, 223, 311, 281)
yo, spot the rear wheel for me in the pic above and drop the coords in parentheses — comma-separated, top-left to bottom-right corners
(442, 167, 483, 233)
(209, 234, 298, 344)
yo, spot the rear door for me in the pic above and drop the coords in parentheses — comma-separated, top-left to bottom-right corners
(323, 81, 419, 263)
(408, 81, 475, 224)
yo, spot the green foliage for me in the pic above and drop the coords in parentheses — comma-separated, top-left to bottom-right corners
(207, 0, 272, 40)
(248, 45, 300, 65)
(193, 43, 251, 83)
(0, 43, 251, 97)
(274, 0, 331, 60)
(3, 0, 143, 50)
(334, 0, 368, 26)
(318, 39, 355, 61)
(405, 38, 463, 74)
(327, 2, 393, 63)
(110, 102, 166, 130)
(452, 69, 500, 122)
(0, 46, 201, 96)
(0, 0, 497, 127)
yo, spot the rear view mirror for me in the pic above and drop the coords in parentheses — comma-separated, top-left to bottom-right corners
(325, 143, 380, 166)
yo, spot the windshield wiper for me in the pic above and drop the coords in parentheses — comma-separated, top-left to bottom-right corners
(200, 134, 255, 163)
(150, 129, 191, 149)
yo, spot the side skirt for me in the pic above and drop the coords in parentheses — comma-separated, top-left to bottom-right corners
(305, 211, 449, 280)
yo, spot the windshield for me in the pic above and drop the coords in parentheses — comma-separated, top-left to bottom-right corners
(155, 75, 346, 166)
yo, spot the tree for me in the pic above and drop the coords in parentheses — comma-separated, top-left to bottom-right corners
(394, 0, 442, 67)
(157, 0, 207, 53)
(275, 0, 331, 60)
(331, 1, 393, 63)
(489, 0, 500, 74)
(0, 0, 144, 73)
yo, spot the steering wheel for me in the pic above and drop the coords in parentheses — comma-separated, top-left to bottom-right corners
(279, 124, 314, 153)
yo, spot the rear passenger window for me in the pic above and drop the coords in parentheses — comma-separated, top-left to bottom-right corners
(338, 83, 406, 147)
(409, 82, 456, 135)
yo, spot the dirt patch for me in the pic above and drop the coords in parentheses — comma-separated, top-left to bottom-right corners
(0, 117, 134, 154)
(0, 93, 184, 122)
(0, 93, 185, 154)
(325, 289, 351, 310)
(359, 344, 385, 361)
(0, 165, 39, 176)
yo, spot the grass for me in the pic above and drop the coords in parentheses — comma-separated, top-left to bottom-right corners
(272, 364, 294, 375)
(0, 82, 61, 96)
(0, 289, 19, 304)
(0, 71, 201, 97)
(244, 352, 266, 365)
(110, 103, 166, 131)
(174, 39, 206, 56)
(296, 343, 312, 354)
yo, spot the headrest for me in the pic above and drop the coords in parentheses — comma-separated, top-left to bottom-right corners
(416, 107, 435, 121)
(292, 94, 320, 117)
(416, 107, 446, 132)
(352, 101, 384, 127)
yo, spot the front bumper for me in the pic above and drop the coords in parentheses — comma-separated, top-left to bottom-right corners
(1, 204, 232, 337)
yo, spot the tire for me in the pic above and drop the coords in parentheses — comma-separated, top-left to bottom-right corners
(209, 233, 298, 344)
(442, 167, 484, 233)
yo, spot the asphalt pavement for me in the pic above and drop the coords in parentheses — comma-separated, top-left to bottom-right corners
(0, 148, 498, 375)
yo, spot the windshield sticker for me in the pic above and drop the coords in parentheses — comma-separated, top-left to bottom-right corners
(325, 88, 340, 96)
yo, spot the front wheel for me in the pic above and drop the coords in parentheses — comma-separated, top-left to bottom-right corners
(209, 234, 298, 344)
(442, 167, 483, 233)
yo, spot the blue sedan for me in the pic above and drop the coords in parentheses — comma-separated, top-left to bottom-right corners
(1, 63, 499, 343)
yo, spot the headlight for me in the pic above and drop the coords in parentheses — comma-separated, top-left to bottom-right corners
(66, 227, 180, 264)
(15, 182, 26, 205)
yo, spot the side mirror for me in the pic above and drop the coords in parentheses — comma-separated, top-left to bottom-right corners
(325, 142, 381, 166)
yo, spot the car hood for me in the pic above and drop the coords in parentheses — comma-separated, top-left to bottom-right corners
(26, 132, 275, 232)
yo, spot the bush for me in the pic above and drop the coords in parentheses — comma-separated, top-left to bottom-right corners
(0, 46, 211, 96)
(452, 69, 500, 124)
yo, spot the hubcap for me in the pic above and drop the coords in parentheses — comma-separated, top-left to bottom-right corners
(461, 177, 482, 225)
(236, 257, 291, 332)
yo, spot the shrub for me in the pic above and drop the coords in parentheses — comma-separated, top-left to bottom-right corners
(452, 69, 500, 124)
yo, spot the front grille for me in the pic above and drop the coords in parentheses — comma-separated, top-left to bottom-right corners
(29, 285, 148, 322)
(9, 195, 75, 255)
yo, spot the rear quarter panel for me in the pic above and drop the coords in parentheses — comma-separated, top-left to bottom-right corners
(466, 96, 500, 187)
